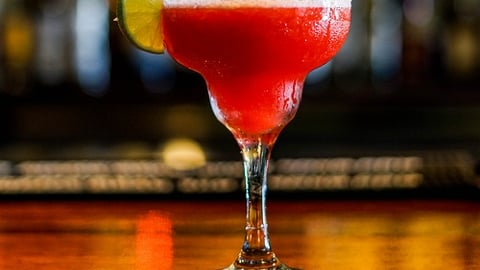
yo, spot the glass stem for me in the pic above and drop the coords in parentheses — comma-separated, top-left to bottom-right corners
(235, 139, 279, 267)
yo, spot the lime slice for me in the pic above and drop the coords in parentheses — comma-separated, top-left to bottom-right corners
(116, 0, 164, 54)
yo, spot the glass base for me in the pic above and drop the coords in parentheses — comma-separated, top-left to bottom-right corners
(222, 252, 300, 270)
(223, 263, 299, 270)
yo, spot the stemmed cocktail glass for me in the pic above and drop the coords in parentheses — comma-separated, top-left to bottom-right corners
(118, 0, 351, 269)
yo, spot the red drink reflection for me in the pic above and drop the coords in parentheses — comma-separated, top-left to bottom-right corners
(136, 211, 173, 270)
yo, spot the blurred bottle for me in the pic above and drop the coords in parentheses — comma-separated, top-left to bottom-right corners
(402, 0, 436, 86)
(0, 0, 35, 96)
(73, 0, 111, 97)
(35, 0, 74, 89)
(441, 0, 479, 86)
(369, 0, 403, 93)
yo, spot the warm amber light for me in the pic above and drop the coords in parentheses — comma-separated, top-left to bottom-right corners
(161, 138, 207, 170)
(135, 211, 173, 270)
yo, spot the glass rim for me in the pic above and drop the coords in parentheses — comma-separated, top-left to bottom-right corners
(163, 0, 352, 8)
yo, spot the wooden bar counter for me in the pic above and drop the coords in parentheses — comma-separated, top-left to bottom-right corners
(0, 199, 478, 269)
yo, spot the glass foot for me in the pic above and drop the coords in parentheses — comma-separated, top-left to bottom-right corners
(222, 252, 300, 270)
(223, 263, 299, 270)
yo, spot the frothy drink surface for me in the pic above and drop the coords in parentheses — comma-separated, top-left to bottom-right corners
(163, 0, 351, 7)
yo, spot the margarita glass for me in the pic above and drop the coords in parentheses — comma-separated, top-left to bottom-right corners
(162, 0, 351, 269)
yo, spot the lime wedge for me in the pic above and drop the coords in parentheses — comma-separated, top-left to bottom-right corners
(116, 0, 164, 54)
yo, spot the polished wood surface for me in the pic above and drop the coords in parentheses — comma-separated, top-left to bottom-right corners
(0, 199, 479, 269)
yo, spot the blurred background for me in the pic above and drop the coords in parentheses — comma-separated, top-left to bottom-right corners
(0, 0, 479, 198)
